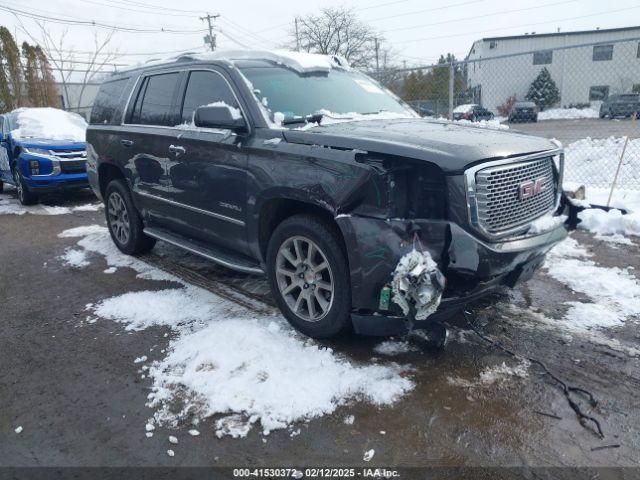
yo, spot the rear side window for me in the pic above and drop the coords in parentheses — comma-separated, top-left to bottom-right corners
(180, 70, 239, 124)
(90, 78, 129, 125)
(129, 72, 180, 126)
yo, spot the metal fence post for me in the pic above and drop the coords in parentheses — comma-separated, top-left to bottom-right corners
(448, 61, 454, 120)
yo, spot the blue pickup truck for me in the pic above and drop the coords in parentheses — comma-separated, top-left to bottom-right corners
(0, 107, 88, 205)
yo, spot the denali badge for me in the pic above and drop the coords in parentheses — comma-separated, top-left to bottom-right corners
(519, 178, 546, 200)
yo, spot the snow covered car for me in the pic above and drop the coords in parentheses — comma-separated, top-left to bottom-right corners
(452, 104, 494, 122)
(86, 50, 568, 339)
(0, 108, 88, 205)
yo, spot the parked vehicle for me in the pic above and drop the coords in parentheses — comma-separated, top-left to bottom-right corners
(452, 104, 494, 121)
(87, 50, 567, 339)
(599, 94, 640, 119)
(508, 101, 538, 123)
(0, 108, 88, 205)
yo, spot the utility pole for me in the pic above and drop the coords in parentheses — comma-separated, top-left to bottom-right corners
(294, 17, 300, 52)
(374, 37, 380, 79)
(200, 13, 220, 52)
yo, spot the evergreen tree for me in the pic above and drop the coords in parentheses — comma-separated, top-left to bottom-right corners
(22, 43, 40, 106)
(0, 26, 24, 109)
(35, 46, 60, 108)
(526, 67, 560, 111)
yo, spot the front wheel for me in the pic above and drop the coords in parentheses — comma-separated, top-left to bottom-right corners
(266, 214, 351, 338)
(13, 167, 38, 205)
(104, 179, 156, 255)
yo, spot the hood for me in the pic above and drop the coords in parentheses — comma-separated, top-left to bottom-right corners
(13, 137, 86, 150)
(282, 118, 557, 173)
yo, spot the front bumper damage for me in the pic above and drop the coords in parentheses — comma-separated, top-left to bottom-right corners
(336, 213, 567, 336)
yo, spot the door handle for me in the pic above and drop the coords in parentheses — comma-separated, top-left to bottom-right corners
(120, 139, 134, 147)
(169, 144, 186, 156)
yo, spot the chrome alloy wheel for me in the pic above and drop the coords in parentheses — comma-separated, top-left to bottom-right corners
(107, 191, 131, 245)
(275, 236, 334, 322)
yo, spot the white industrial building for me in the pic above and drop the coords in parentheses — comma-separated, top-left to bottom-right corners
(466, 26, 640, 112)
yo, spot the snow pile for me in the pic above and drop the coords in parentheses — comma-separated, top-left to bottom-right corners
(527, 213, 566, 234)
(63, 225, 414, 437)
(578, 208, 640, 243)
(10, 107, 87, 142)
(373, 340, 417, 356)
(193, 50, 344, 74)
(478, 360, 530, 384)
(0, 192, 101, 216)
(148, 318, 412, 435)
(538, 107, 599, 121)
(60, 248, 90, 268)
(545, 236, 640, 329)
(563, 137, 640, 189)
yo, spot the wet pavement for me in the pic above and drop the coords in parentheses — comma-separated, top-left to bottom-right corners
(1, 189, 639, 472)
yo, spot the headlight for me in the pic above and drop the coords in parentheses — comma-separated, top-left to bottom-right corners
(24, 147, 54, 158)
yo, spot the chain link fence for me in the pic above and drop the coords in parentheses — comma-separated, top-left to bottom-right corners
(376, 36, 640, 195)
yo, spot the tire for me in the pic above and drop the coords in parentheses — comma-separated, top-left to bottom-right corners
(0, 180, 3, 194)
(13, 167, 38, 205)
(104, 179, 156, 255)
(266, 214, 351, 339)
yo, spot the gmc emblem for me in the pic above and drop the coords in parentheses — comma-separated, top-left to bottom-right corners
(519, 178, 546, 200)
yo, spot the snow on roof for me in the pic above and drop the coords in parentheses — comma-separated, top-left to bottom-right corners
(10, 108, 87, 142)
(120, 49, 350, 74)
(453, 104, 477, 113)
(189, 49, 350, 73)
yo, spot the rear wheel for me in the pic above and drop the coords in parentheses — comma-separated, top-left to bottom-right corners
(13, 167, 38, 205)
(266, 214, 351, 338)
(0, 180, 3, 193)
(105, 179, 155, 255)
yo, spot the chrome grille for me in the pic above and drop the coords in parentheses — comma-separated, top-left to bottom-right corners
(474, 156, 556, 235)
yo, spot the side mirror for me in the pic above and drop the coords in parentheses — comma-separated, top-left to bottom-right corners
(194, 105, 246, 131)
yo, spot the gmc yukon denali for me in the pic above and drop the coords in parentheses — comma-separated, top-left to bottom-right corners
(86, 50, 568, 339)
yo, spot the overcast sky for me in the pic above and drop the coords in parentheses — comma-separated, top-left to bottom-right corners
(2, 0, 639, 76)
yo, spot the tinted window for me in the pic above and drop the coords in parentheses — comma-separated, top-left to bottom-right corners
(533, 50, 552, 65)
(90, 78, 129, 125)
(593, 45, 613, 61)
(589, 85, 609, 101)
(180, 70, 238, 124)
(130, 72, 180, 126)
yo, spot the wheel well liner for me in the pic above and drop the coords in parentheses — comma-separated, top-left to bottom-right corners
(258, 198, 346, 261)
(98, 163, 126, 198)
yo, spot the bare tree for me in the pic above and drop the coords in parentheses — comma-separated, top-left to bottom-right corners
(18, 20, 119, 113)
(291, 7, 380, 69)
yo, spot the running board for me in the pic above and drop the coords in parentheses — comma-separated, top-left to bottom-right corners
(143, 227, 264, 275)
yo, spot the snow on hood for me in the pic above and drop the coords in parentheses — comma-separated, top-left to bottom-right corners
(11, 108, 87, 142)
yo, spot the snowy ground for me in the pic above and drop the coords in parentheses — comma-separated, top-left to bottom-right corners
(62, 225, 414, 438)
(538, 107, 599, 121)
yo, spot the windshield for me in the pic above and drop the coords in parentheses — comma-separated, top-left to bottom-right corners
(239, 65, 414, 124)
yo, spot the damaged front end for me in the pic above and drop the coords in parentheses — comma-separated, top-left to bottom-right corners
(334, 150, 568, 336)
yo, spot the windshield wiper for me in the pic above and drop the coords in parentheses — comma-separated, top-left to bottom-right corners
(281, 113, 324, 126)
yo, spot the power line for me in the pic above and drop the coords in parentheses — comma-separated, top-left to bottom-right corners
(97, 0, 207, 15)
(366, 0, 486, 22)
(200, 13, 220, 51)
(74, 0, 200, 18)
(380, 0, 577, 34)
(393, 5, 640, 44)
(0, 4, 208, 34)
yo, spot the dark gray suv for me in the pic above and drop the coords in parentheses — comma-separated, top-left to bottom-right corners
(86, 50, 567, 339)
(599, 94, 640, 119)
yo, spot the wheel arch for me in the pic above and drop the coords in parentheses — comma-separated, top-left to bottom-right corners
(256, 196, 347, 264)
(98, 163, 126, 199)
